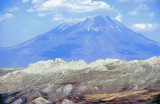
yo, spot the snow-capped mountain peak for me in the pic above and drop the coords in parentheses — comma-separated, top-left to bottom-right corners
(77, 15, 124, 32)
(0, 15, 160, 68)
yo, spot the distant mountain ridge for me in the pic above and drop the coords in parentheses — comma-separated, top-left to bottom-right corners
(1, 15, 160, 68)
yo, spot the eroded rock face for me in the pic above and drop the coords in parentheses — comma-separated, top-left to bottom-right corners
(0, 57, 160, 103)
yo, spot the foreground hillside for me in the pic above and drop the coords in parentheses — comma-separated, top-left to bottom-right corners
(0, 57, 160, 103)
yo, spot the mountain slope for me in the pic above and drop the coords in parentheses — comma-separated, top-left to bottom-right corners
(0, 16, 160, 68)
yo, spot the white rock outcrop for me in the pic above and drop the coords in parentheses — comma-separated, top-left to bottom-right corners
(0, 57, 160, 93)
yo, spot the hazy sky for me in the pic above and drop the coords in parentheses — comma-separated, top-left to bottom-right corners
(0, 0, 160, 47)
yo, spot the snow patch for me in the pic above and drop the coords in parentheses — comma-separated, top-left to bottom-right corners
(33, 97, 51, 104)
(63, 84, 73, 95)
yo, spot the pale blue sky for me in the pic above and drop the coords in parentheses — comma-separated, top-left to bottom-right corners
(0, 0, 160, 47)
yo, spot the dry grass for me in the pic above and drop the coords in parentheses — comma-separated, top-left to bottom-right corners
(84, 89, 148, 101)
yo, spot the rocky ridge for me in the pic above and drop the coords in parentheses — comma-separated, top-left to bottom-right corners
(0, 57, 160, 103)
